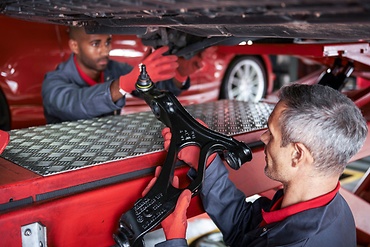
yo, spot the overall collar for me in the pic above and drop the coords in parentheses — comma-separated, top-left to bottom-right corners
(261, 182, 340, 226)
(74, 54, 104, 86)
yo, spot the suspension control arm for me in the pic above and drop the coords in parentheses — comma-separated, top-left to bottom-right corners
(113, 65, 252, 247)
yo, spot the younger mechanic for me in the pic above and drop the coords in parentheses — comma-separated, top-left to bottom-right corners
(42, 26, 202, 124)
(155, 84, 368, 247)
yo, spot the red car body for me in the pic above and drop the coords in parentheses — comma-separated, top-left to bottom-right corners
(0, 15, 274, 130)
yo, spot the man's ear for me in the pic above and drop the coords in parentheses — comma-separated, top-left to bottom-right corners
(292, 142, 313, 166)
(68, 39, 78, 54)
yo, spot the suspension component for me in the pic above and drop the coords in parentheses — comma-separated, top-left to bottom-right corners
(113, 65, 252, 247)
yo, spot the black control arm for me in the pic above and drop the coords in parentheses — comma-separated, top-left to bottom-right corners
(113, 65, 252, 247)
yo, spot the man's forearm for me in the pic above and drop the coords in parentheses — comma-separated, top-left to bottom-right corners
(110, 79, 125, 102)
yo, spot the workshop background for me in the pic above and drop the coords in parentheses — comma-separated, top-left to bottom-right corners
(1, 2, 370, 245)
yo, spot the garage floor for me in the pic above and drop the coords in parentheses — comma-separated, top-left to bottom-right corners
(144, 213, 219, 246)
(144, 157, 370, 247)
(341, 156, 370, 192)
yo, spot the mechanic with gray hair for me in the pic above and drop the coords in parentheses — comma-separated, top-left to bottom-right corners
(42, 26, 202, 124)
(153, 83, 367, 247)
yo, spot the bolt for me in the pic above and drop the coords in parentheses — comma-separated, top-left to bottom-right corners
(24, 229, 32, 236)
(39, 241, 44, 247)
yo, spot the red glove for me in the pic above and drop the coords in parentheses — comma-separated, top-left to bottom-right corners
(161, 119, 217, 171)
(175, 55, 203, 82)
(119, 46, 178, 93)
(142, 166, 191, 240)
(175, 46, 218, 82)
(0, 130, 9, 154)
(162, 189, 191, 240)
(142, 46, 179, 83)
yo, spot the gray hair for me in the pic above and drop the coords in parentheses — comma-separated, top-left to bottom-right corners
(278, 84, 368, 175)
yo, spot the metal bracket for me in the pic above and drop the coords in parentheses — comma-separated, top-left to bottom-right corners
(21, 222, 47, 247)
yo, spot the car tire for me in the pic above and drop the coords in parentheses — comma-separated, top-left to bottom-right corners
(0, 89, 11, 131)
(220, 56, 267, 102)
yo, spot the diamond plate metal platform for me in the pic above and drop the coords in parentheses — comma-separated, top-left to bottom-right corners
(1, 100, 274, 176)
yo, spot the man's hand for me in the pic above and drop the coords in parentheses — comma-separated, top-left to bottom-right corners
(0, 130, 9, 154)
(141, 46, 179, 83)
(174, 46, 218, 87)
(118, 46, 178, 94)
(161, 119, 217, 171)
(142, 166, 191, 240)
(175, 55, 202, 82)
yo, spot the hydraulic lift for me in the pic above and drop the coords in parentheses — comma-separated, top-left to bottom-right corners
(1, 42, 370, 246)
(0, 99, 276, 247)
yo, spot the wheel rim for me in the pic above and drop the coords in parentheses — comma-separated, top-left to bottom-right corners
(225, 59, 265, 102)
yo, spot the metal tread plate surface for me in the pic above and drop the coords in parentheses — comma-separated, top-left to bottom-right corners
(0, 100, 274, 176)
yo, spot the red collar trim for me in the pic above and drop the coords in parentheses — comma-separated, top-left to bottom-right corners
(73, 55, 103, 86)
(260, 182, 340, 226)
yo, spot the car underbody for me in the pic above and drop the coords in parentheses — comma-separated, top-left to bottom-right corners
(2, 0, 370, 57)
